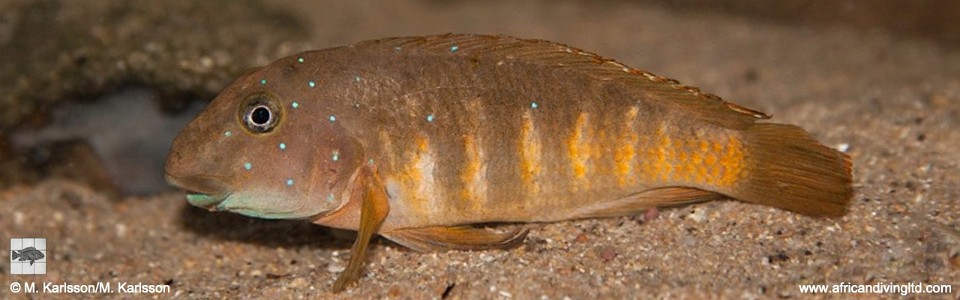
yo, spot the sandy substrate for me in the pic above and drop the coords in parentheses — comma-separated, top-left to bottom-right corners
(1, 1, 958, 299)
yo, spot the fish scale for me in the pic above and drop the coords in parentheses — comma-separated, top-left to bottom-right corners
(165, 34, 852, 292)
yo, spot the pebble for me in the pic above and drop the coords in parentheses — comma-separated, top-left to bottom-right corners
(327, 264, 346, 273)
(575, 233, 589, 243)
(643, 208, 660, 222)
(286, 277, 308, 289)
(689, 208, 706, 223)
(115, 223, 127, 237)
(14, 211, 24, 226)
(890, 203, 907, 214)
(599, 246, 618, 262)
(837, 143, 850, 152)
(388, 285, 403, 297)
(480, 253, 496, 263)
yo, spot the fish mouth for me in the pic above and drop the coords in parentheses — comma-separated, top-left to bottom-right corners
(165, 174, 230, 209)
(186, 193, 229, 209)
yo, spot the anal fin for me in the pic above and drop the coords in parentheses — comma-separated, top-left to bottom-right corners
(383, 226, 529, 252)
(570, 187, 723, 219)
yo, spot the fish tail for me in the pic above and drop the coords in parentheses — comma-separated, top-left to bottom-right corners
(734, 123, 853, 217)
(11, 250, 19, 260)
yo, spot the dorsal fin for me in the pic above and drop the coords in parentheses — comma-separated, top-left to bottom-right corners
(350, 34, 770, 128)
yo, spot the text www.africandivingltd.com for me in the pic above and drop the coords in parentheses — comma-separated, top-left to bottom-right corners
(798, 282, 952, 296)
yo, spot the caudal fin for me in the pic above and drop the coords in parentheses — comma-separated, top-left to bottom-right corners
(12, 250, 19, 260)
(734, 123, 853, 217)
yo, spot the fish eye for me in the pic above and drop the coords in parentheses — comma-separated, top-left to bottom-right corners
(241, 94, 281, 133)
(250, 105, 272, 125)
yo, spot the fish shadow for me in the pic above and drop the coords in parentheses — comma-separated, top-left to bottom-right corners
(178, 204, 355, 250)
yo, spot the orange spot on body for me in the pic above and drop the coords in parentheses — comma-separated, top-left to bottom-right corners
(693, 140, 710, 183)
(519, 112, 541, 196)
(673, 139, 689, 182)
(718, 136, 745, 187)
(460, 134, 486, 207)
(615, 107, 640, 187)
(567, 112, 591, 191)
(702, 143, 718, 186)
(710, 140, 725, 183)
(654, 125, 674, 181)
(614, 137, 636, 187)
(638, 135, 655, 181)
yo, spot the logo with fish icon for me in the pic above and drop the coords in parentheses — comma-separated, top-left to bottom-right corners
(9, 238, 47, 275)
(12, 247, 44, 265)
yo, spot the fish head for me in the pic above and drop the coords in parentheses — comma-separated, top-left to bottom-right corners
(165, 64, 365, 220)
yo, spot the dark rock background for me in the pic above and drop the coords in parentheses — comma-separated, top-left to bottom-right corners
(0, 0, 957, 298)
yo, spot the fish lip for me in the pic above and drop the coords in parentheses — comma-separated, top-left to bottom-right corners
(186, 192, 230, 209)
(165, 173, 230, 209)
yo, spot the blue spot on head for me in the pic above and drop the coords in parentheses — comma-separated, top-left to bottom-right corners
(450, 45, 459, 53)
(394, 46, 402, 51)
(260, 79, 267, 85)
(309, 81, 316, 88)
(327, 193, 335, 203)
(292, 101, 299, 108)
(279, 143, 287, 150)
(297, 57, 304, 63)
(329, 115, 336, 122)
(426, 114, 435, 122)
(286, 179, 294, 186)
(332, 150, 340, 161)
(354, 76, 361, 82)
(243, 162, 252, 170)
(531, 102, 539, 109)
(224, 131, 232, 137)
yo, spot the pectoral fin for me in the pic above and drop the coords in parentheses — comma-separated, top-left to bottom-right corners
(383, 226, 529, 252)
(331, 168, 389, 293)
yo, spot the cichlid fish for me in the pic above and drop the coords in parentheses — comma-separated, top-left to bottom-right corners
(165, 34, 852, 292)
(12, 247, 45, 265)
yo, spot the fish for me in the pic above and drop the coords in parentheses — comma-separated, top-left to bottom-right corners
(164, 34, 853, 292)
(12, 247, 45, 265)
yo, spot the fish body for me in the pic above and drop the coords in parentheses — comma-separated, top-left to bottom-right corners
(165, 34, 852, 291)
(12, 247, 44, 265)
